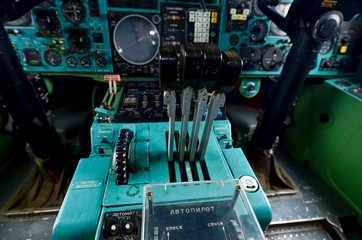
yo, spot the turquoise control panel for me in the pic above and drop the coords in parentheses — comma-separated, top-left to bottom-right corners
(5, 0, 113, 73)
(4, 0, 362, 76)
(52, 80, 272, 240)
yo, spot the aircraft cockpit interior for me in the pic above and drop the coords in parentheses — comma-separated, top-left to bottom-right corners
(0, 0, 361, 239)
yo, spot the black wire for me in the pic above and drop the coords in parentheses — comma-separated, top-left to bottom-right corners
(91, 85, 99, 117)
(199, 0, 207, 11)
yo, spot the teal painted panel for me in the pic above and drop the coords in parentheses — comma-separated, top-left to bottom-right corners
(204, 131, 234, 180)
(6, 0, 113, 73)
(223, 148, 272, 230)
(129, 141, 150, 184)
(53, 157, 112, 240)
(148, 123, 175, 184)
(103, 177, 145, 207)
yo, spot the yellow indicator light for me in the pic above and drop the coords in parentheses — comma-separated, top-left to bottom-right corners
(287, 39, 291, 43)
(211, 12, 217, 18)
(340, 46, 348, 54)
(211, 18, 217, 24)
(236, 14, 243, 20)
(59, 40, 64, 45)
(60, 46, 66, 51)
(25, 42, 30, 46)
(52, 40, 57, 44)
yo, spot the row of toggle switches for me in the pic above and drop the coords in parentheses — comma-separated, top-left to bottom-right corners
(113, 129, 134, 185)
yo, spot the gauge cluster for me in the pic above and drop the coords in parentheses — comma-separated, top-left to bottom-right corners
(4, 0, 362, 76)
(5, 0, 113, 73)
(219, 0, 362, 76)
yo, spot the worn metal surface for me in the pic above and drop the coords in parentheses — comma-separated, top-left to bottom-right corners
(269, 145, 355, 230)
(265, 221, 333, 240)
(0, 155, 56, 240)
(0, 217, 55, 240)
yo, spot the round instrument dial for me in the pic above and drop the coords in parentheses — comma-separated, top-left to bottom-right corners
(44, 49, 62, 66)
(36, 13, 61, 37)
(319, 39, 334, 55)
(68, 31, 91, 54)
(113, 14, 160, 65)
(96, 56, 107, 68)
(270, 3, 291, 36)
(80, 57, 91, 68)
(239, 47, 261, 71)
(249, 20, 268, 43)
(229, 35, 239, 45)
(66, 56, 78, 68)
(262, 47, 283, 71)
(62, 0, 86, 26)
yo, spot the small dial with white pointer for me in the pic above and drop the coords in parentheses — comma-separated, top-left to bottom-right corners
(66, 56, 78, 68)
(68, 30, 91, 54)
(62, 0, 86, 26)
(44, 49, 62, 66)
(36, 13, 61, 37)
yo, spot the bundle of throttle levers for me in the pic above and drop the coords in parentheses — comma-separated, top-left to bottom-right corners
(159, 43, 242, 163)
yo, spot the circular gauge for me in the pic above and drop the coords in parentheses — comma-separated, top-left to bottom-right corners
(36, 13, 61, 37)
(39, 0, 55, 8)
(44, 49, 62, 66)
(5, 12, 32, 27)
(113, 14, 160, 65)
(66, 56, 78, 68)
(80, 57, 91, 68)
(96, 56, 107, 68)
(270, 3, 291, 36)
(68, 31, 91, 54)
(261, 47, 283, 71)
(229, 35, 239, 45)
(319, 39, 334, 54)
(253, 0, 264, 17)
(152, 14, 161, 25)
(239, 47, 261, 71)
(249, 20, 268, 43)
(62, 0, 86, 26)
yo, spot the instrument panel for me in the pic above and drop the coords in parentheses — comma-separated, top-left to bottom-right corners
(5, 0, 113, 73)
(4, 0, 362, 76)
